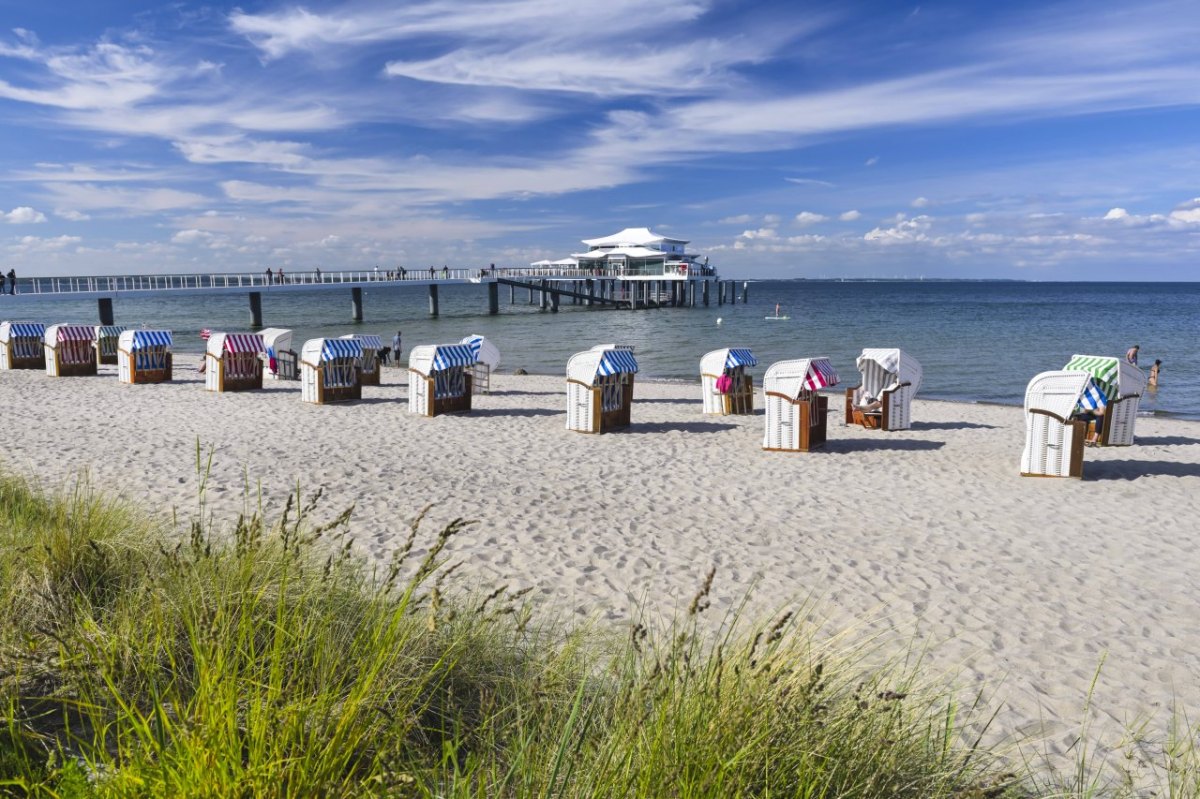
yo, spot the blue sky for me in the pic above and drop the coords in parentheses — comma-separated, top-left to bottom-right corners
(1, 0, 1199, 279)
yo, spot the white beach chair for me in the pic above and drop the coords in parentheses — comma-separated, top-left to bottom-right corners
(763, 358, 840, 452)
(0, 322, 47, 371)
(845, 348, 922, 431)
(1062, 355, 1146, 446)
(408, 343, 476, 416)
(1021, 370, 1105, 478)
(300, 338, 363, 404)
(341, 334, 383, 386)
(117, 330, 172, 384)
(461, 334, 501, 394)
(260, 328, 297, 380)
(94, 325, 126, 365)
(566, 347, 639, 433)
(700, 348, 758, 415)
(205, 332, 266, 392)
(44, 324, 97, 377)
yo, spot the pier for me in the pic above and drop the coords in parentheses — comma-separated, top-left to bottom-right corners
(2, 267, 746, 327)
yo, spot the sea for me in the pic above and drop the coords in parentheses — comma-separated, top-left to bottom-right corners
(6, 280, 1196, 419)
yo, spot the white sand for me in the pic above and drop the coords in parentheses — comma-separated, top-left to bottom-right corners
(4, 364, 1200, 780)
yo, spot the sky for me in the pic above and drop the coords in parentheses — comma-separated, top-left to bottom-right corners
(1, 0, 1199, 280)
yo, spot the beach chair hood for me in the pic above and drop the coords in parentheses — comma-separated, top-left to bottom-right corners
(45, 324, 95, 345)
(207, 332, 265, 357)
(1064, 354, 1146, 400)
(260, 328, 293, 353)
(461, 334, 501, 370)
(1025, 370, 1106, 419)
(119, 330, 172, 351)
(1, 322, 46, 342)
(701, 348, 758, 375)
(341, 333, 383, 352)
(409, 343, 476, 377)
(763, 358, 839, 399)
(301, 337, 363, 365)
(567, 347, 639, 385)
(856, 348, 922, 395)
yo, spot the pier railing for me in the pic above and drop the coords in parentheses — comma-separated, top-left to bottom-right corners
(7, 264, 719, 297)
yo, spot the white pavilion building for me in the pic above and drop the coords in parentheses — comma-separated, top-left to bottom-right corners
(534, 227, 712, 280)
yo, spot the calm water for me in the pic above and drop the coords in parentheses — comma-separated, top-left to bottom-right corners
(7, 280, 1196, 418)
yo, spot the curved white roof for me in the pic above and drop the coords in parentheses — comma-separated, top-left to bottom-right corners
(260, 328, 293, 351)
(461, 334, 501, 370)
(763, 358, 840, 399)
(856, 348, 922, 394)
(1025, 370, 1095, 419)
(581, 227, 687, 247)
(408, 343, 477, 376)
(567, 347, 639, 384)
(701, 348, 758, 375)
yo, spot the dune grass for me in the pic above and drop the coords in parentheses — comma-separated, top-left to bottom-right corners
(1, 464, 1180, 798)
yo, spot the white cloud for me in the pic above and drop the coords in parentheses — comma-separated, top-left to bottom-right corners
(740, 228, 777, 240)
(172, 229, 214, 244)
(784, 177, 834, 187)
(839, 210, 861, 221)
(56, 209, 90, 221)
(864, 215, 936, 244)
(1103, 207, 1129, 220)
(3, 207, 47, 224)
(719, 214, 754, 224)
(911, 196, 930, 208)
(865, 156, 879, 166)
(794, 211, 828, 227)
(1169, 198, 1200, 224)
(763, 214, 781, 224)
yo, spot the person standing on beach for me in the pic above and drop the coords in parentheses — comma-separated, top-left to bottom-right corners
(392, 330, 402, 367)
(1126, 344, 1139, 365)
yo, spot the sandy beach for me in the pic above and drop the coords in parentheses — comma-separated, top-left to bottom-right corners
(4, 364, 1200, 777)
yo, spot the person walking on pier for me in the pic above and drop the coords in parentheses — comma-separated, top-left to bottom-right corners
(7, 268, 16, 294)
(314, 266, 321, 283)
(277, 267, 285, 284)
(0, 271, 6, 295)
(265, 267, 273, 285)
(442, 265, 449, 279)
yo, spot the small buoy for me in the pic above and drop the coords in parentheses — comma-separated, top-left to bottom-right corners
(716, 317, 723, 326)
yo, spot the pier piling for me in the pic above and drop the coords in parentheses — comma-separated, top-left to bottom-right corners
(703, 280, 710, 306)
(488, 282, 499, 315)
(428, 284, 439, 317)
(250, 291, 264, 327)
(741, 281, 749, 304)
(98, 297, 115, 326)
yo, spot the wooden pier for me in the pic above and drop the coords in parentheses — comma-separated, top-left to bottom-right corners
(3, 267, 746, 327)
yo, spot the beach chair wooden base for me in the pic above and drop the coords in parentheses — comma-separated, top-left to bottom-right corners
(213, 368, 263, 392)
(1021, 416, 1086, 478)
(845, 387, 900, 431)
(98, 353, 117, 365)
(764, 395, 827, 452)
(721, 379, 755, 415)
(851, 407, 882, 429)
(123, 353, 172, 384)
(360, 369, 381, 387)
(316, 382, 362, 403)
(51, 356, 98, 377)
(429, 388, 472, 417)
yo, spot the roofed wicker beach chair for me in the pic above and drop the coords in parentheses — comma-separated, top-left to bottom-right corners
(260, 328, 297, 380)
(408, 343, 476, 416)
(700, 348, 758, 415)
(300, 337, 362, 404)
(462, 334, 501, 394)
(1021, 370, 1107, 478)
(44, 324, 96, 377)
(763, 357, 840, 452)
(341, 334, 384, 386)
(1062, 354, 1146, 446)
(845, 348, 922, 431)
(117, 330, 172, 384)
(205, 332, 265, 392)
(94, 325, 125, 365)
(0, 322, 47, 371)
(566, 346, 639, 433)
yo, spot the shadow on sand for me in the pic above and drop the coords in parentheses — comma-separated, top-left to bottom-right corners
(1130, 436, 1200, 447)
(1087, 460, 1200, 481)
(825, 438, 946, 454)
(471, 408, 561, 418)
(910, 421, 997, 431)
(627, 421, 739, 434)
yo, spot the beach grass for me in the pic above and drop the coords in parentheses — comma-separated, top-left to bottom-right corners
(0, 467, 1186, 798)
